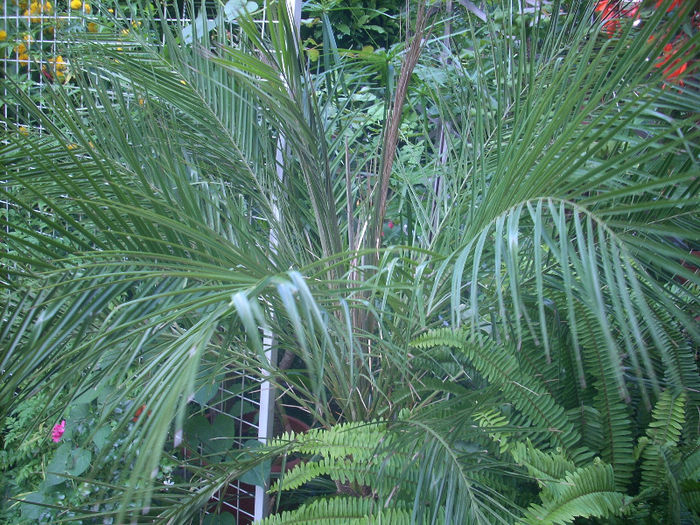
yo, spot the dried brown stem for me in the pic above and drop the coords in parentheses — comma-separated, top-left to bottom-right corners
(372, 2, 432, 253)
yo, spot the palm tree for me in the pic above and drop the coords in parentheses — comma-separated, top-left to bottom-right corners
(1, 0, 698, 522)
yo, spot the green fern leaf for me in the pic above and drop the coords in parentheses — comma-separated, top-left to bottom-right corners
(639, 390, 687, 493)
(510, 441, 576, 485)
(254, 496, 412, 524)
(268, 420, 416, 501)
(411, 329, 581, 452)
(576, 308, 635, 489)
(524, 461, 628, 524)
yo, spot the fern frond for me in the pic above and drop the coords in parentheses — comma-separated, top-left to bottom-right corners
(524, 461, 629, 525)
(255, 496, 412, 524)
(474, 409, 512, 455)
(646, 391, 686, 446)
(649, 305, 700, 393)
(639, 390, 687, 493)
(510, 441, 576, 486)
(271, 455, 416, 496)
(680, 479, 700, 517)
(268, 420, 416, 501)
(681, 444, 700, 482)
(576, 308, 635, 488)
(411, 328, 467, 351)
(269, 420, 390, 462)
(411, 329, 581, 452)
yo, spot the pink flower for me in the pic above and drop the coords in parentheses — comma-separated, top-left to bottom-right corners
(51, 420, 66, 443)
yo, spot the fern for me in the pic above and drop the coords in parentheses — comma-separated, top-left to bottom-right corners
(255, 496, 413, 524)
(411, 328, 581, 452)
(523, 460, 629, 524)
(576, 308, 635, 489)
(639, 390, 686, 493)
(270, 421, 391, 463)
(630, 390, 690, 524)
(510, 441, 576, 486)
(271, 455, 416, 496)
(474, 409, 512, 455)
(680, 445, 700, 516)
(649, 305, 700, 394)
(267, 420, 417, 511)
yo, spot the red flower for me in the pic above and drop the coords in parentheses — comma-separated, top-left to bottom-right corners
(654, 0, 682, 12)
(655, 38, 691, 86)
(132, 404, 151, 422)
(595, 0, 639, 37)
(51, 420, 66, 443)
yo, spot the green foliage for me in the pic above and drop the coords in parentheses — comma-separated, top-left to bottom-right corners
(301, 0, 402, 52)
(523, 460, 629, 525)
(633, 390, 695, 523)
(572, 305, 635, 488)
(680, 446, 700, 518)
(509, 441, 576, 485)
(264, 420, 456, 524)
(0, 388, 106, 523)
(410, 325, 700, 524)
(269, 420, 414, 498)
(0, 393, 50, 515)
(256, 496, 413, 525)
(1, 0, 698, 523)
(639, 391, 687, 490)
(411, 329, 582, 452)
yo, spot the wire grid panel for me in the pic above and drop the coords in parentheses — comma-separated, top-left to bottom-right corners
(1, 4, 273, 523)
(0, 0, 183, 131)
(1, 0, 92, 133)
(195, 372, 267, 524)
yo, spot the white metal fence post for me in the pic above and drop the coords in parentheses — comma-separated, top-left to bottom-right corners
(254, 1, 302, 521)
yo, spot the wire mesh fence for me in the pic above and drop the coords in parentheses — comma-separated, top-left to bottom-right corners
(2, 0, 100, 132)
(187, 371, 267, 524)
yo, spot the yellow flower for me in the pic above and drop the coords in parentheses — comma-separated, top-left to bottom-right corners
(47, 54, 66, 79)
(18, 53, 29, 65)
(0, 30, 7, 41)
(131, 20, 141, 27)
(83, 2, 90, 13)
(138, 98, 145, 106)
(107, 7, 113, 13)
(70, 0, 80, 9)
(19, 125, 29, 135)
(15, 43, 27, 55)
(180, 79, 186, 85)
(25, 0, 50, 20)
(87, 22, 97, 32)
(27, 4, 40, 22)
(67, 143, 77, 150)
(120, 28, 129, 36)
